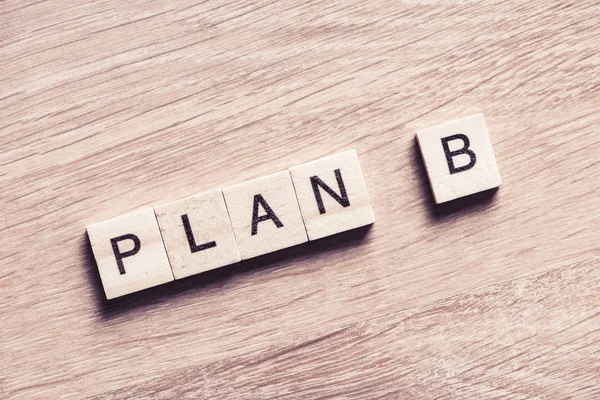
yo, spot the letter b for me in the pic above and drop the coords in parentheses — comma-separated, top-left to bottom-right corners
(441, 134, 477, 174)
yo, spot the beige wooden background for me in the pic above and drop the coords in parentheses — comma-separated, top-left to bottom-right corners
(1, 0, 599, 398)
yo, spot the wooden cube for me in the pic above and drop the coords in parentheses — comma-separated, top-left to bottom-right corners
(289, 150, 375, 241)
(222, 171, 308, 260)
(86, 208, 174, 299)
(154, 189, 240, 279)
(416, 113, 502, 204)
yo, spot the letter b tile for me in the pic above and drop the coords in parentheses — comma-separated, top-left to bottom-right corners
(416, 113, 502, 204)
(289, 150, 375, 241)
(87, 208, 174, 299)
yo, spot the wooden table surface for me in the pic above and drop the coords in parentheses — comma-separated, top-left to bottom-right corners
(2, 0, 599, 398)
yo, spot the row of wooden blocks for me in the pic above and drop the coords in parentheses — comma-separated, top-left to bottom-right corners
(88, 113, 502, 299)
(88, 150, 375, 299)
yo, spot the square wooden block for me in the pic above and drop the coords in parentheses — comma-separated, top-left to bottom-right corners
(86, 208, 174, 299)
(289, 150, 375, 241)
(416, 113, 502, 204)
(154, 189, 241, 279)
(222, 171, 308, 260)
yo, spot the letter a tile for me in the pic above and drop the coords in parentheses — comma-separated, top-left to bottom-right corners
(155, 189, 240, 280)
(289, 150, 375, 241)
(416, 114, 502, 204)
(222, 171, 308, 260)
(86, 208, 174, 299)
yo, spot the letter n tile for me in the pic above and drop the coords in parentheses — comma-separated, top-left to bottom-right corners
(289, 150, 375, 241)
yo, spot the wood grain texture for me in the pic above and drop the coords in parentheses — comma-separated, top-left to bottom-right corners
(91, 259, 600, 399)
(1, 0, 599, 398)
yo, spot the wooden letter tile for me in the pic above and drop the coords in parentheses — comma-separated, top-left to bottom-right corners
(416, 113, 502, 204)
(289, 149, 375, 241)
(154, 189, 240, 279)
(222, 171, 308, 260)
(86, 208, 174, 299)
